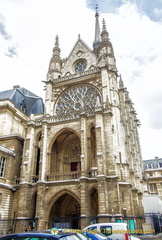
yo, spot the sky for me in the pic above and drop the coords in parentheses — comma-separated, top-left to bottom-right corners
(0, 0, 162, 160)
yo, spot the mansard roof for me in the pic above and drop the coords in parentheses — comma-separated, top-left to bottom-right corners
(0, 86, 44, 116)
(143, 157, 162, 170)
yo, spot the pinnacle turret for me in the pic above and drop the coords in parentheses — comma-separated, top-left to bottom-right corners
(47, 35, 62, 80)
(101, 18, 109, 44)
(119, 75, 124, 89)
(53, 35, 61, 60)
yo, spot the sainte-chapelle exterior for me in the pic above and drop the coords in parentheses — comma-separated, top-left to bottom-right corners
(0, 9, 147, 235)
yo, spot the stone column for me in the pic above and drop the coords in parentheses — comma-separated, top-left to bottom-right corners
(35, 183, 46, 230)
(41, 121, 48, 181)
(27, 124, 35, 181)
(15, 184, 31, 232)
(97, 176, 109, 222)
(80, 113, 90, 229)
(45, 81, 52, 115)
(20, 121, 35, 183)
(95, 109, 105, 175)
(80, 112, 87, 176)
(80, 179, 91, 229)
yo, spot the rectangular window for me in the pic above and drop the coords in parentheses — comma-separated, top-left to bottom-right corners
(159, 163, 162, 168)
(0, 156, 6, 177)
(149, 183, 157, 192)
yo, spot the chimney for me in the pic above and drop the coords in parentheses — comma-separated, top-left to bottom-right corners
(13, 85, 20, 89)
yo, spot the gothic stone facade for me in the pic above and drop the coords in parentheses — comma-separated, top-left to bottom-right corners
(0, 17, 145, 235)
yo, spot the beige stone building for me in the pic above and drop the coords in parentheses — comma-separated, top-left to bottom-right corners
(143, 157, 162, 200)
(0, 10, 146, 235)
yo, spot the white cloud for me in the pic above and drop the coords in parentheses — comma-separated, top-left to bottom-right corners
(0, 0, 162, 159)
(104, 2, 162, 159)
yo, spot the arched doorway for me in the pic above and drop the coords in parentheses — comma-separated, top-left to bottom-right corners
(48, 193, 80, 229)
(50, 130, 81, 175)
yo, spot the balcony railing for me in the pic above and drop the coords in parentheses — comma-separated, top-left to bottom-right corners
(31, 175, 39, 183)
(88, 168, 98, 178)
(46, 171, 81, 182)
(28, 169, 98, 184)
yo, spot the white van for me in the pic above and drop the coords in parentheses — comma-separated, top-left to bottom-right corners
(83, 223, 141, 240)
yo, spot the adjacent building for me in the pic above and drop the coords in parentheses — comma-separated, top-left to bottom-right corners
(0, 9, 146, 235)
(143, 157, 162, 200)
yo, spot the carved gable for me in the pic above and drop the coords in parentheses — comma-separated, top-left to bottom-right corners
(61, 38, 97, 76)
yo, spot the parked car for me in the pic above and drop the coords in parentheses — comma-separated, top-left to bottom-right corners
(0, 232, 81, 240)
(83, 223, 141, 240)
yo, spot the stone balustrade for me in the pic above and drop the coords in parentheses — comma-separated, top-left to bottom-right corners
(46, 171, 81, 181)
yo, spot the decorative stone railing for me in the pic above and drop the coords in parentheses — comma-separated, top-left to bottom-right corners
(88, 168, 98, 178)
(13, 169, 99, 185)
(34, 109, 95, 125)
(31, 175, 39, 183)
(46, 171, 81, 182)
(53, 68, 101, 83)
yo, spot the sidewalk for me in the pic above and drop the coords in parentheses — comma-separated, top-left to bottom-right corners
(138, 233, 162, 240)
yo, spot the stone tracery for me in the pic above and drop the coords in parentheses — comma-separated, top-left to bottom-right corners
(55, 85, 101, 118)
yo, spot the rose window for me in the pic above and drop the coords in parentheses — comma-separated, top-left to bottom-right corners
(55, 85, 101, 117)
(75, 61, 87, 73)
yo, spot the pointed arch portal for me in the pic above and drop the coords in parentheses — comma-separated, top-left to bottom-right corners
(50, 129, 81, 175)
(48, 193, 80, 229)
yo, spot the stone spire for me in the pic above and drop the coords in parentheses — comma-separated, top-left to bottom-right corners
(101, 18, 109, 45)
(53, 35, 61, 60)
(119, 75, 124, 89)
(47, 35, 62, 81)
(100, 18, 115, 61)
(93, 4, 101, 50)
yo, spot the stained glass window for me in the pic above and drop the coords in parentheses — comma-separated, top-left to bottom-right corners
(55, 85, 101, 118)
(75, 61, 87, 73)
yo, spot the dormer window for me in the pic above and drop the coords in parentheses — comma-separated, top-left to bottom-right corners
(75, 60, 87, 73)
(147, 163, 152, 169)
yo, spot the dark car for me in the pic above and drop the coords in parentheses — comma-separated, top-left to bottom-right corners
(0, 232, 81, 240)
